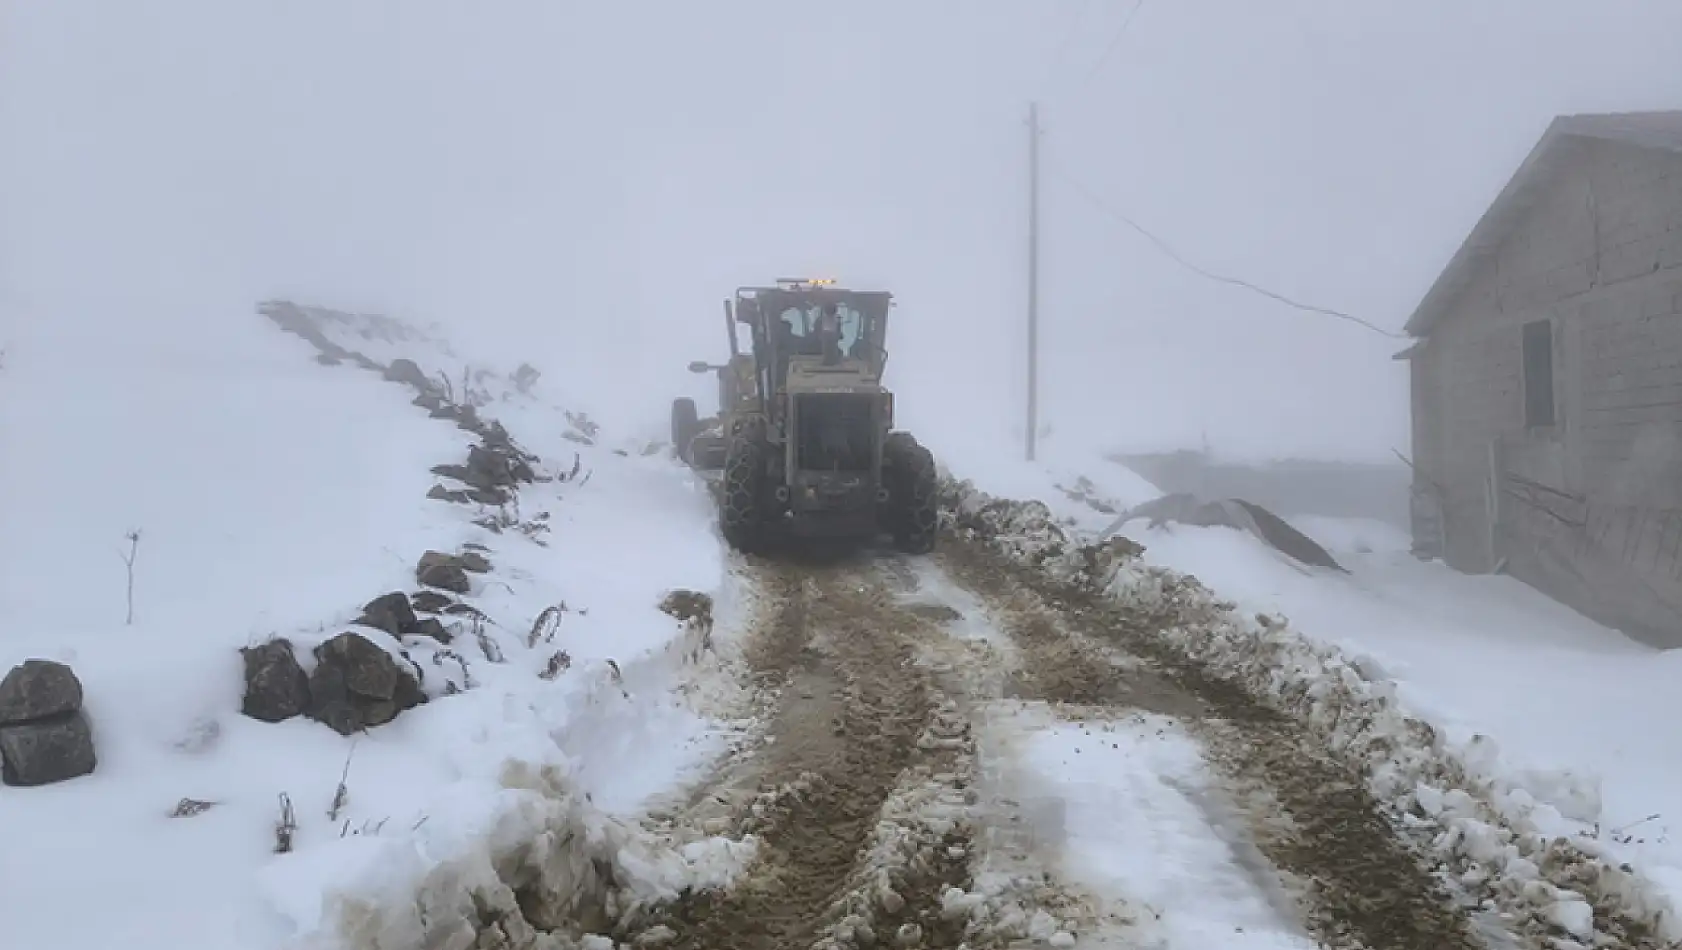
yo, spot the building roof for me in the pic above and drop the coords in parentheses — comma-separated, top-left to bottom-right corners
(1403, 110, 1682, 338)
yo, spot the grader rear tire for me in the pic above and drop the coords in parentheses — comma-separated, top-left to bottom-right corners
(720, 426, 768, 553)
(883, 431, 938, 554)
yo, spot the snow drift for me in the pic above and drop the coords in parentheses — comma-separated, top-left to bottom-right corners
(0, 300, 757, 950)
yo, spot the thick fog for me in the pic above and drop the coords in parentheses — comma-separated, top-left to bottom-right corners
(4, 2, 1682, 462)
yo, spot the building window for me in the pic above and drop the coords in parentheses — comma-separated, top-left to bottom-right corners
(1522, 318, 1555, 428)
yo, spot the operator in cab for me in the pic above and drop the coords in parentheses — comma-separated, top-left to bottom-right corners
(816, 303, 845, 364)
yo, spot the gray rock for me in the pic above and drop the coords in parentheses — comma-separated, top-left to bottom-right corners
(0, 659, 84, 725)
(427, 483, 473, 504)
(467, 443, 516, 487)
(463, 485, 508, 506)
(409, 617, 452, 643)
(316, 633, 397, 700)
(416, 551, 472, 593)
(383, 358, 432, 390)
(358, 591, 419, 637)
(0, 711, 96, 786)
(410, 590, 455, 614)
(240, 639, 310, 723)
(304, 662, 363, 736)
(305, 633, 424, 737)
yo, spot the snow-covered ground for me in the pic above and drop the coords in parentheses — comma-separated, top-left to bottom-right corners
(0, 299, 754, 950)
(7, 298, 1681, 948)
(943, 434, 1682, 937)
(979, 703, 1321, 949)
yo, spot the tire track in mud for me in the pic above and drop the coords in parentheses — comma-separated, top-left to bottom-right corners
(648, 556, 974, 950)
(936, 538, 1487, 950)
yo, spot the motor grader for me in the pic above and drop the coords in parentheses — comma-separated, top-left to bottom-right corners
(671, 278, 938, 554)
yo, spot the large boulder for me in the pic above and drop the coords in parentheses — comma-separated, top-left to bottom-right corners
(0, 659, 96, 786)
(0, 659, 82, 723)
(0, 715, 96, 787)
(240, 639, 311, 723)
(305, 633, 425, 736)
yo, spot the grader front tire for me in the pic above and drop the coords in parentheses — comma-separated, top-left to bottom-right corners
(720, 429, 768, 553)
(883, 431, 938, 554)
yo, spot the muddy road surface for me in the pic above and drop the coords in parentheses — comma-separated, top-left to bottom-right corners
(648, 555, 976, 950)
(934, 537, 1492, 950)
(617, 537, 1508, 950)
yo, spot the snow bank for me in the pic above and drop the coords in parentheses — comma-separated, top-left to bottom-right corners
(0, 299, 751, 950)
(1136, 521, 1682, 913)
(939, 474, 1682, 948)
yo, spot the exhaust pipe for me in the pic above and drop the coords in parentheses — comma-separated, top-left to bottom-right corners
(876, 488, 890, 503)
(774, 486, 791, 502)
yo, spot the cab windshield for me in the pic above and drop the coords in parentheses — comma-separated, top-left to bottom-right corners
(775, 303, 867, 358)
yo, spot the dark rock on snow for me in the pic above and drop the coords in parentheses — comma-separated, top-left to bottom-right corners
(427, 483, 475, 504)
(0, 714, 96, 787)
(416, 551, 485, 593)
(0, 659, 96, 786)
(317, 632, 399, 700)
(383, 357, 432, 391)
(408, 617, 453, 643)
(240, 639, 311, 723)
(468, 486, 508, 506)
(410, 590, 455, 614)
(466, 444, 518, 487)
(305, 632, 424, 736)
(0, 659, 83, 723)
(358, 591, 420, 637)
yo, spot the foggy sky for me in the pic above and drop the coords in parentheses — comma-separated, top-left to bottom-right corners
(4, 1, 1681, 463)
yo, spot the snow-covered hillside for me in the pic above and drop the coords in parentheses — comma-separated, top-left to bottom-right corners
(0, 302, 755, 949)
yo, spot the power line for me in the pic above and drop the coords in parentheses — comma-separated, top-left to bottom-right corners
(1062, 0, 1146, 106)
(1050, 164, 1407, 339)
(1037, 0, 1097, 98)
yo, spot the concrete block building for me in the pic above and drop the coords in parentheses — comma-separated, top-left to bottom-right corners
(1399, 111, 1682, 647)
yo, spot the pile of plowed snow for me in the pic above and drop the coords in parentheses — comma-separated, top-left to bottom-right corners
(0, 299, 755, 950)
(938, 472, 1682, 949)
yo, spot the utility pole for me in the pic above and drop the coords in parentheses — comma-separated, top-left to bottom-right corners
(1025, 101, 1041, 463)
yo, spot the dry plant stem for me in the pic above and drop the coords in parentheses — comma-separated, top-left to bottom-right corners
(328, 742, 356, 821)
(275, 792, 298, 854)
(120, 529, 142, 625)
